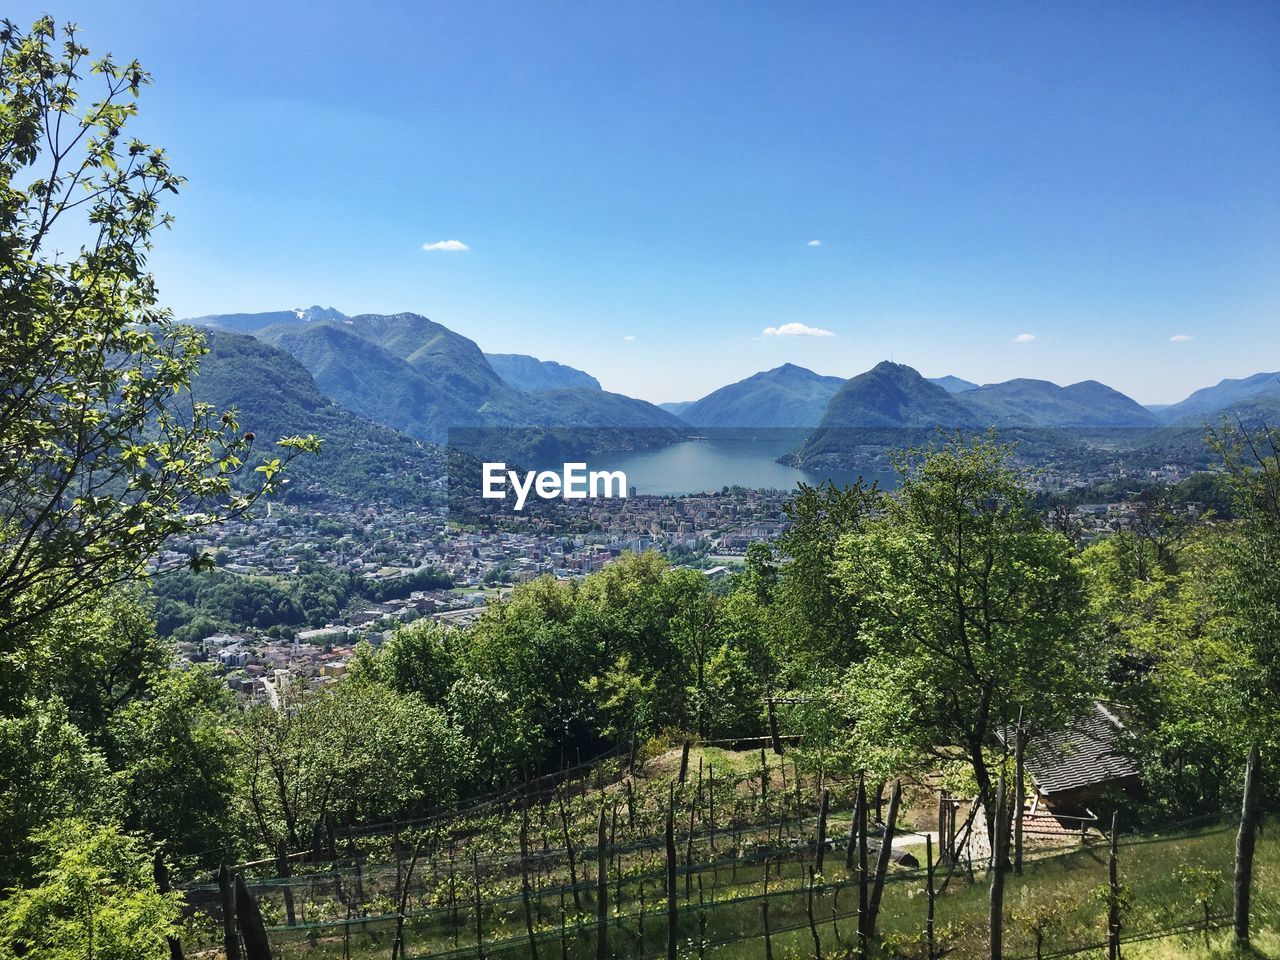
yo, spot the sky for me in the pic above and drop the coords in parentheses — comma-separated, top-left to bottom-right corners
(11, 1, 1279, 404)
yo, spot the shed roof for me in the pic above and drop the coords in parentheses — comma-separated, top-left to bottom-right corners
(1003, 702, 1140, 796)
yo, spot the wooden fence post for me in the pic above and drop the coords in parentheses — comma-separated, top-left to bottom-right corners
(1107, 811, 1121, 960)
(471, 850, 484, 960)
(216, 863, 240, 960)
(989, 775, 1007, 960)
(759, 747, 769, 815)
(557, 788, 582, 911)
(806, 866, 822, 960)
(234, 875, 272, 960)
(867, 779, 901, 936)
(1234, 742, 1262, 949)
(926, 835, 936, 960)
(815, 787, 830, 873)
(708, 763, 717, 852)
(846, 772, 864, 872)
(665, 785, 678, 960)
(1014, 709, 1026, 876)
(767, 698, 783, 755)
(596, 804, 609, 960)
(678, 739, 691, 784)
(857, 776, 869, 960)
(520, 812, 539, 960)
(274, 840, 296, 927)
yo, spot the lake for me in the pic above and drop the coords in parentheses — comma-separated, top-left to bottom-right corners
(600, 431, 893, 496)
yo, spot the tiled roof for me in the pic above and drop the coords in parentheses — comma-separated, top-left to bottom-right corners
(999, 702, 1140, 796)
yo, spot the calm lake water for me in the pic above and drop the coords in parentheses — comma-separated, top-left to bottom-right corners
(601, 431, 892, 496)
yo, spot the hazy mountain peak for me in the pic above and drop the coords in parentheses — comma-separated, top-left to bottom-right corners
(485, 353, 602, 392)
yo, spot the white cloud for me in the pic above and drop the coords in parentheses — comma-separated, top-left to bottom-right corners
(623, 335, 636, 342)
(763, 322, 835, 337)
(421, 239, 470, 252)
(807, 239, 822, 247)
(1170, 334, 1194, 342)
(1012, 333, 1036, 343)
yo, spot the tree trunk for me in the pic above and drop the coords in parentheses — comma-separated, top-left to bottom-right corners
(153, 853, 185, 960)
(1234, 742, 1262, 949)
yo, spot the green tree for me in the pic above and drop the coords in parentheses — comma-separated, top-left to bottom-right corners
(110, 667, 236, 865)
(773, 480, 879, 672)
(0, 820, 180, 960)
(835, 436, 1091, 832)
(0, 17, 318, 640)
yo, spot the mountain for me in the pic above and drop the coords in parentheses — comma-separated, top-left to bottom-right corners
(485, 353, 601, 392)
(659, 401, 696, 417)
(187, 305, 346, 334)
(243, 312, 684, 457)
(961, 379, 1159, 428)
(256, 321, 477, 442)
(1156, 372, 1280, 424)
(818, 361, 976, 428)
(789, 362, 973, 467)
(928, 375, 979, 394)
(189, 330, 443, 506)
(678, 363, 846, 428)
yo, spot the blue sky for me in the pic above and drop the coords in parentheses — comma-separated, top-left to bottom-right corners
(13, 1, 1279, 404)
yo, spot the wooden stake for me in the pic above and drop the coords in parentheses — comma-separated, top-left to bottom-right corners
(520, 812, 539, 960)
(665, 785, 678, 960)
(216, 864, 240, 960)
(815, 787, 830, 873)
(989, 775, 1006, 960)
(867, 779, 901, 935)
(596, 804, 609, 960)
(1234, 742, 1262, 949)
(1014, 708, 1026, 876)
(1108, 812, 1120, 960)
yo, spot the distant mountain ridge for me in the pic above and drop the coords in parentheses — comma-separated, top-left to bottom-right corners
(929, 375, 979, 394)
(679, 363, 846, 428)
(961, 378, 1158, 428)
(1154, 371, 1280, 424)
(485, 353, 602, 392)
(190, 310, 684, 451)
(187, 305, 347, 334)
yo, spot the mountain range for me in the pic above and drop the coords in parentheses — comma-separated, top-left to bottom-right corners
(183, 306, 1278, 494)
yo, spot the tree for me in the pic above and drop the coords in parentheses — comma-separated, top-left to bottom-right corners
(773, 480, 879, 672)
(0, 820, 180, 960)
(1211, 422, 1280, 748)
(233, 681, 469, 852)
(835, 436, 1091, 834)
(0, 17, 318, 640)
(110, 667, 237, 865)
